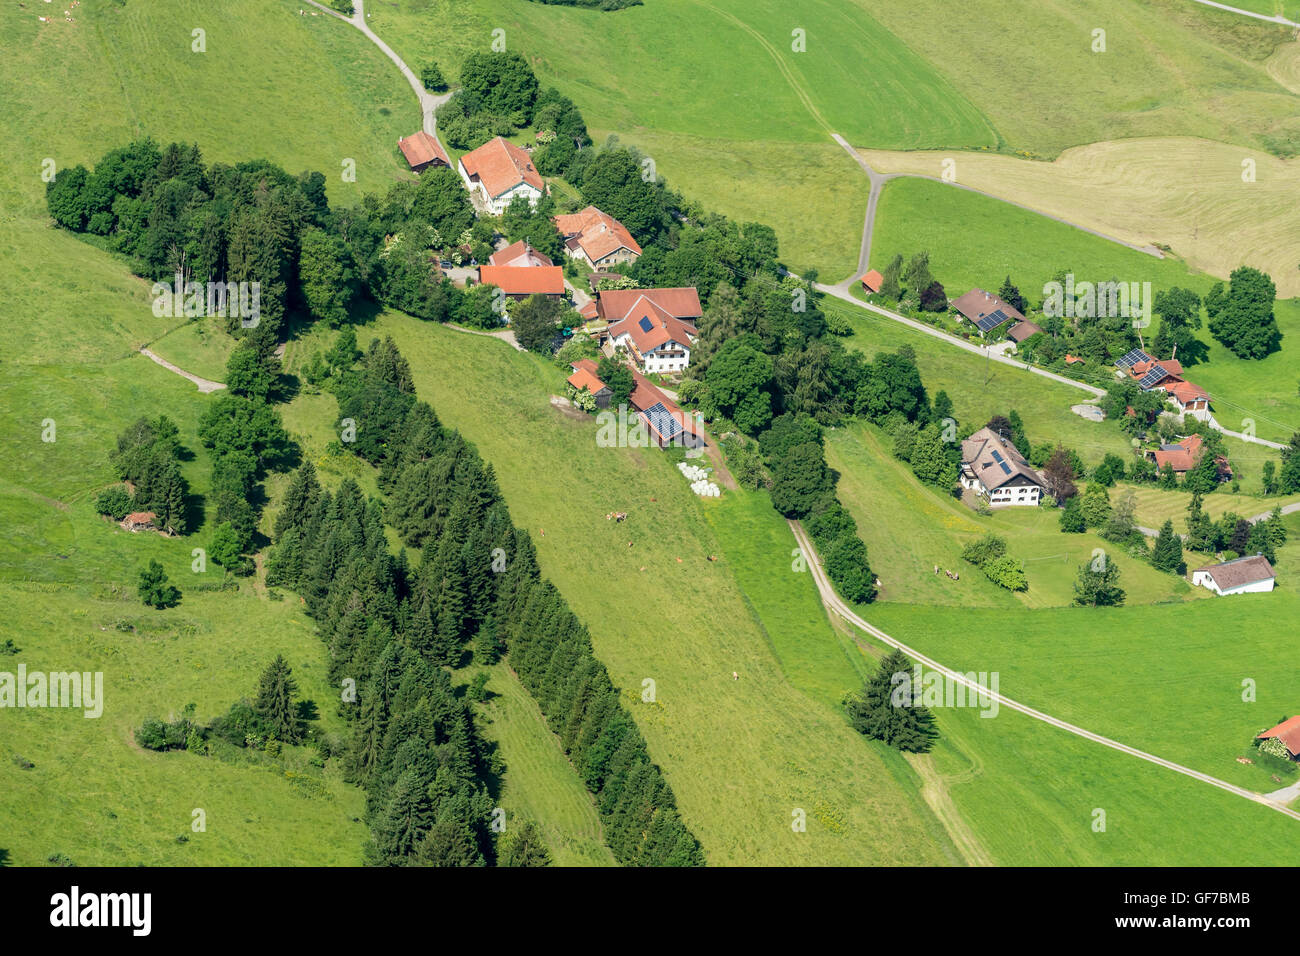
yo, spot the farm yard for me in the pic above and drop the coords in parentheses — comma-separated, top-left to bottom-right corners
(3, 0, 1300, 876)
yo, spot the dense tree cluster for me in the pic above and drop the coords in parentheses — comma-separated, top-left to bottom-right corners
(98, 415, 189, 534)
(1206, 267, 1280, 360)
(960, 534, 1027, 591)
(264, 336, 704, 865)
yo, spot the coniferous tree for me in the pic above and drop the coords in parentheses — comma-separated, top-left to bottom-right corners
(253, 655, 301, 743)
(845, 648, 936, 752)
(1150, 520, 1186, 574)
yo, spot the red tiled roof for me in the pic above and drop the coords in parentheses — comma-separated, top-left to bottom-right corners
(567, 367, 608, 395)
(1064, 354, 1085, 364)
(597, 287, 702, 322)
(397, 131, 450, 170)
(554, 206, 642, 263)
(859, 269, 884, 293)
(1258, 715, 1300, 756)
(458, 137, 544, 198)
(570, 358, 600, 376)
(478, 265, 565, 296)
(1166, 380, 1209, 405)
(489, 240, 553, 268)
(607, 296, 697, 355)
(577, 300, 599, 320)
(1007, 320, 1043, 343)
(1130, 359, 1184, 384)
(123, 511, 157, 525)
(628, 368, 701, 442)
(1153, 433, 1205, 472)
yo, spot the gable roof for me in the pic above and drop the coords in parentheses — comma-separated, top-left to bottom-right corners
(553, 206, 642, 263)
(597, 287, 702, 322)
(1153, 433, 1205, 472)
(477, 265, 565, 296)
(960, 426, 1041, 491)
(1257, 715, 1300, 756)
(1166, 380, 1209, 405)
(567, 366, 608, 395)
(397, 131, 450, 170)
(950, 288, 1026, 329)
(608, 296, 697, 354)
(1196, 554, 1276, 590)
(859, 269, 884, 293)
(628, 368, 702, 443)
(1007, 320, 1043, 343)
(489, 240, 553, 268)
(459, 137, 545, 198)
(123, 511, 157, 525)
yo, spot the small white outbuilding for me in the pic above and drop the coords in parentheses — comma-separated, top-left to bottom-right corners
(1191, 554, 1276, 596)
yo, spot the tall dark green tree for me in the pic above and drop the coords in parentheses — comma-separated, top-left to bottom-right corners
(253, 655, 301, 744)
(1150, 520, 1186, 574)
(845, 648, 936, 752)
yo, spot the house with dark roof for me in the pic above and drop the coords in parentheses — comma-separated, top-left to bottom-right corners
(397, 131, 451, 174)
(1007, 320, 1043, 344)
(553, 206, 642, 270)
(457, 137, 546, 215)
(951, 288, 1026, 337)
(1192, 554, 1276, 595)
(960, 427, 1043, 506)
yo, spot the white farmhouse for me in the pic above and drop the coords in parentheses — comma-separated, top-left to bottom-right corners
(457, 137, 546, 215)
(959, 427, 1043, 507)
(1191, 554, 1276, 596)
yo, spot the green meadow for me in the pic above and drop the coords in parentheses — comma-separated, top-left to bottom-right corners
(868, 177, 1300, 444)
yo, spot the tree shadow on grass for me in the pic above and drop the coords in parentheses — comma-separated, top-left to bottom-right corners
(0, 848, 9, 867)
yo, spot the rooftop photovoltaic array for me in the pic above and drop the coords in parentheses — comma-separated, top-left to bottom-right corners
(1138, 365, 1172, 390)
(644, 402, 682, 439)
(1115, 348, 1152, 369)
(976, 309, 1011, 333)
(638, 316, 654, 333)
(990, 450, 1012, 475)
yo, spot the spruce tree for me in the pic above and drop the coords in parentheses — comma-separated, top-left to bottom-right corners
(845, 648, 936, 752)
(253, 655, 301, 743)
(1150, 520, 1185, 574)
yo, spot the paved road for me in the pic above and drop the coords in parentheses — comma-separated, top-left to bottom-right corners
(139, 348, 226, 393)
(1187, 0, 1300, 27)
(305, 0, 453, 135)
(788, 519, 1300, 821)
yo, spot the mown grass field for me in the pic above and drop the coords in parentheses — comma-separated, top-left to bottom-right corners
(858, 137, 1300, 298)
(1123, 483, 1300, 530)
(826, 423, 1201, 609)
(866, 177, 1300, 445)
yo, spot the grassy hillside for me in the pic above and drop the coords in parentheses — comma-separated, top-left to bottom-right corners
(361, 309, 960, 866)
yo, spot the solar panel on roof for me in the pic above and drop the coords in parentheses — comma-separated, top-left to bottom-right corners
(976, 309, 1011, 333)
(1138, 365, 1170, 390)
(644, 402, 682, 439)
(989, 450, 1012, 475)
(1115, 348, 1152, 369)
(638, 316, 654, 333)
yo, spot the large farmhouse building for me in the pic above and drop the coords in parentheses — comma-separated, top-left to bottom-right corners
(1192, 554, 1276, 596)
(458, 137, 546, 215)
(553, 206, 642, 271)
(1115, 348, 1212, 422)
(596, 288, 702, 374)
(960, 427, 1044, 506)
(1256, 716, 1300, 758)
(629, 368, 705, 449)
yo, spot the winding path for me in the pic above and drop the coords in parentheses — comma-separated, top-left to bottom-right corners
(788, 519, 1300, 821)
(1186, 0, 1300, 27)
(305, 0, 453, 135)
(139, 348, 226, 393)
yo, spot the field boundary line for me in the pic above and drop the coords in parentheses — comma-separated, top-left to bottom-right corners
(1185, 0, 1300, 27)
(788, 519, 1300, 822)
